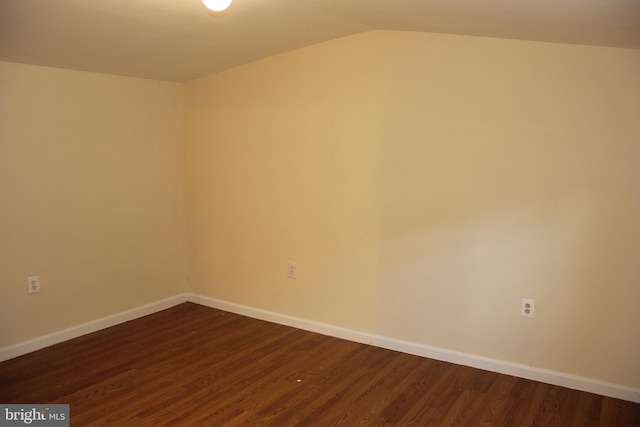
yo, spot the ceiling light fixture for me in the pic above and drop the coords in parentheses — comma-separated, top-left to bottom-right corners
(202, 0, 232, 12)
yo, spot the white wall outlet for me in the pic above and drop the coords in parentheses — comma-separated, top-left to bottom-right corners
(28, 276, 41, 294)
(521, 298, 535, 318)
(287, 262, 298, 279)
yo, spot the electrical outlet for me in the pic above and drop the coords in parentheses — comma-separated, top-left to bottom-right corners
(521, 298, 535, 318)
(287, 262, 298, 279)
(28, 276, 41, 294)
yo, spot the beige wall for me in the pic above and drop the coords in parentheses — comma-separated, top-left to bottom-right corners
(0, 62, 187, 346)
(186, 31, 640, 388)
(2, 30, 639, 390)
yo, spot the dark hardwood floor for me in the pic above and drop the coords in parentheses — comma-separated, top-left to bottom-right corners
(1, 302, 638, 426)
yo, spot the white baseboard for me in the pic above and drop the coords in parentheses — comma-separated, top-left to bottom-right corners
(2, 292, 637, 404)
(0, 293, 189, 362)
(188, 293, 640, 404)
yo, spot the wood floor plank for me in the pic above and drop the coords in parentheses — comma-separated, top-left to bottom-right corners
(1, 302, 638, 426)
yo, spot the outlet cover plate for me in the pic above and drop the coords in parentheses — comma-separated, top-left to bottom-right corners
(28, 276, 41, 294)
(521, 298, 535, 318)
(287, 262, 298, 279)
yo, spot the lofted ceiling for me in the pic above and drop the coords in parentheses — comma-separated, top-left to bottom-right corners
(1, 0, 639, 82)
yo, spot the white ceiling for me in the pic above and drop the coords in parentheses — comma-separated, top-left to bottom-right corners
(1, 0, 639, 82)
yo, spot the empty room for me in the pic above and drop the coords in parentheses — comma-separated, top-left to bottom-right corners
(1, 0, 639, 425)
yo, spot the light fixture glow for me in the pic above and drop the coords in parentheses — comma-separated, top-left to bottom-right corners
(202, 0, 232, 12)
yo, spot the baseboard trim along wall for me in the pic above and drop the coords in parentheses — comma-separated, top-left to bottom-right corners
(188, 293, 640, 404)
(0, 293, 189, 363)
(2, 292, 638, 403)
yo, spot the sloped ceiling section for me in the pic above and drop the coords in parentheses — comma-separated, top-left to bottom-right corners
(1, 0, 639, 82)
